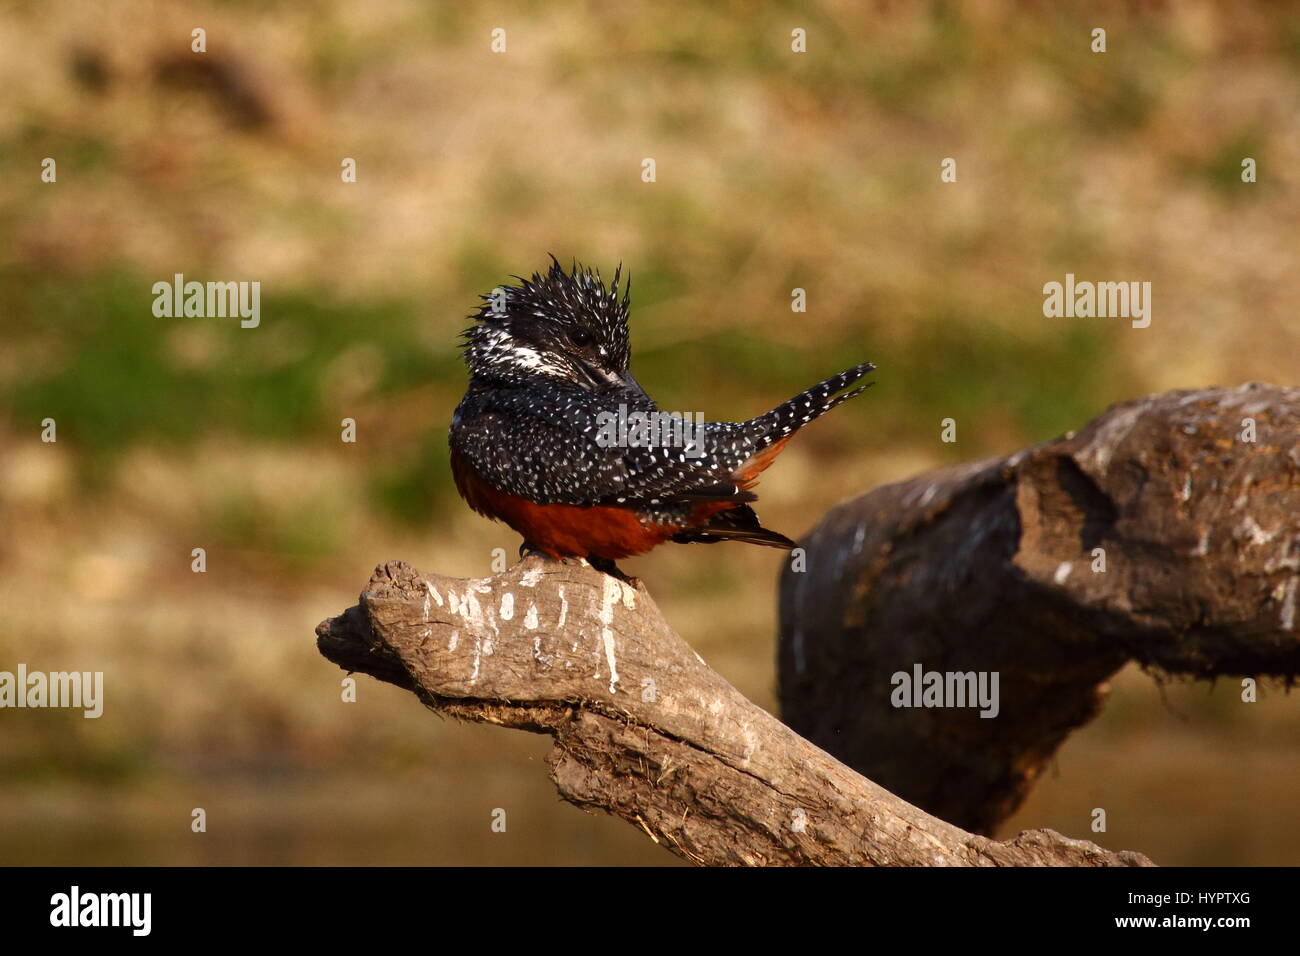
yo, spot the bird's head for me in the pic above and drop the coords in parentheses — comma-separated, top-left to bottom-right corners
(461, 258, 636, 392)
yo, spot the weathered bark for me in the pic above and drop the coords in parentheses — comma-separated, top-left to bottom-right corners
(778, 383, 1300, 836)
(317, 557, 1151, 866)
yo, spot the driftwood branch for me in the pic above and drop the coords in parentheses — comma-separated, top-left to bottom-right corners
(317, 557, 1151, 865)
(779, 383, 1300, 835)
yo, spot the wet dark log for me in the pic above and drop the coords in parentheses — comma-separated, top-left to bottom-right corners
(779, 383, 1300, 835)
(316, 557, 1152, 866)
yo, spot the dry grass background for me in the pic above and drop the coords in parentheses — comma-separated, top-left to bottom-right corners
(0, 0, 1297, 864)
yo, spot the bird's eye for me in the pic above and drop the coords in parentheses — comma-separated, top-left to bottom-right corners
(570, 329, 593, 349)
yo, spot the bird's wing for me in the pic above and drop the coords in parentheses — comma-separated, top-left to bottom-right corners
(450, 386, 754, 510)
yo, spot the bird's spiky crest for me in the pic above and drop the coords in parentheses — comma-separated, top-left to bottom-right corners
(460, 256, 633, 382)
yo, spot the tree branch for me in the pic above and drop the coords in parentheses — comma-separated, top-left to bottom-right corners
(316, 557, 1151, 866)
(779, 383, 1300, 835)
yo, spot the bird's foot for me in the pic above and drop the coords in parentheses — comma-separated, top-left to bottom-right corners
(587, 555, 642, 590)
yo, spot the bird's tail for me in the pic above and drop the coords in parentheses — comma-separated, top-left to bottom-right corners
(747, 361, 876, 442)
(671, 504, 797, 550)
(724, 361, 874, 488)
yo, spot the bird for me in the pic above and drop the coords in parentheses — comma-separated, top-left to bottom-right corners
(449, 258, 874, 584)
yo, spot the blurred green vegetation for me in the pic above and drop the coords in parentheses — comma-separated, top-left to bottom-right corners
(1, 270, 446, 453)
(1, 268, 455, 520)
(0, 262, 1126, 514)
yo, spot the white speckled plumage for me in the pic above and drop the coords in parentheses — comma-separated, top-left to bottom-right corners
(450, 258, 875, 544)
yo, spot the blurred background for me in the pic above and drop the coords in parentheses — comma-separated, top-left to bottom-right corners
(1, 0, 1297, 865)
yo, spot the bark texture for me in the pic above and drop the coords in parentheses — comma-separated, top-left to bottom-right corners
(317, 557, 1152, 866)
(778, 383, 1300, 835)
